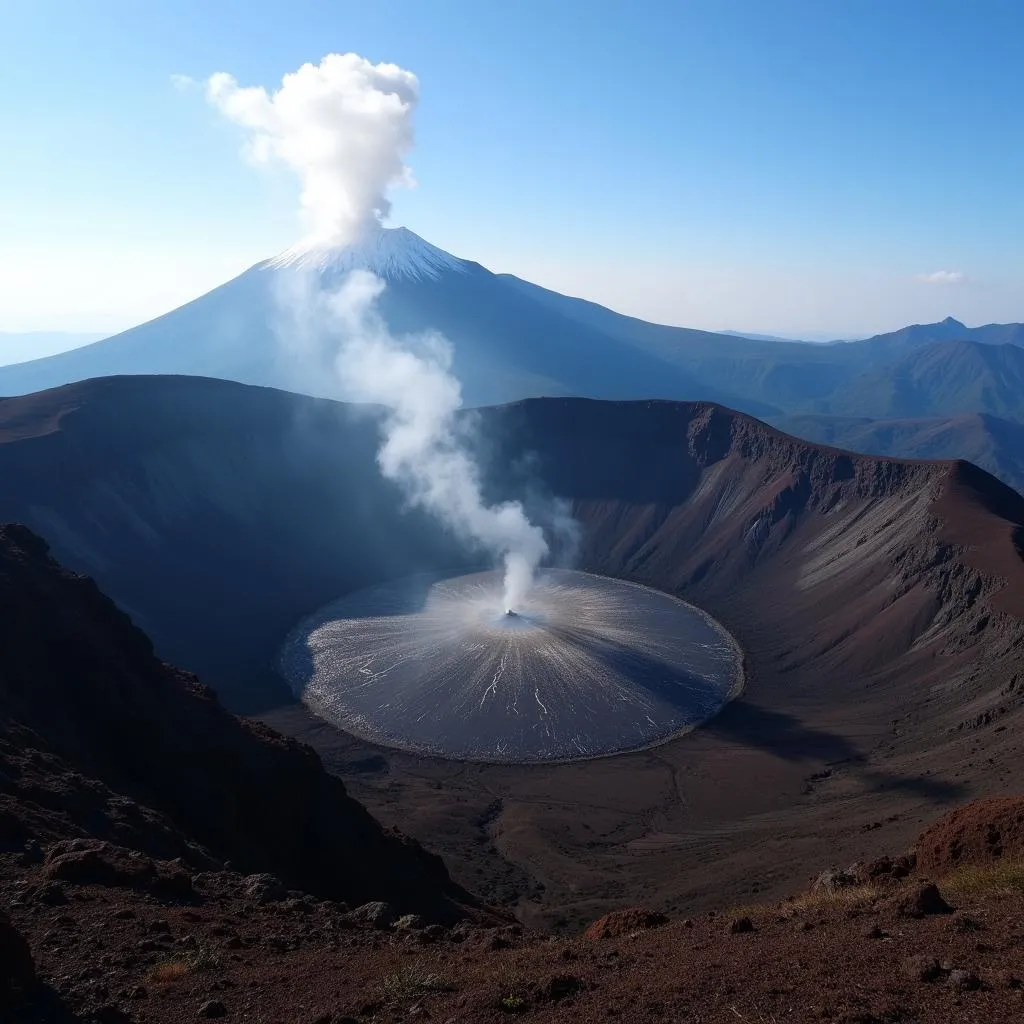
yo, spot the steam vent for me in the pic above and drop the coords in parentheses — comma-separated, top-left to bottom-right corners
(280, 569, 742, 762)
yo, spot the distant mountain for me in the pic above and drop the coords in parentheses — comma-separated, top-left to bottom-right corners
(0, 228, 1021, 425)
(0, 229, 718, 409)
(857, 316, 1024, 352)
(773, 410, 1024, 496)
(0, 330, 107, 367)
(816, 341, 1024, 421)
(719, 330, 816, 343)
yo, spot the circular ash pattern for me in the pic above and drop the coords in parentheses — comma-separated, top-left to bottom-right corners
(279, 568, 743, 763)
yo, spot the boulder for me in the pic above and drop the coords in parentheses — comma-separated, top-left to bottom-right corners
(583, 908, 668, 940)
(243, 873, 287, 904)
(893, 881, 953, 918)
(343, 901, 396, 929)
(812, 867, 859, 893)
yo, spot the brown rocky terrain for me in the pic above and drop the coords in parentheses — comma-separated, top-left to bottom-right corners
(2, 378, 1024, 931)
(7, 785, 1024, 1022)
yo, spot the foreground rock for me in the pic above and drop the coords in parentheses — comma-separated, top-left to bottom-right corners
(584, 908, 669, 940)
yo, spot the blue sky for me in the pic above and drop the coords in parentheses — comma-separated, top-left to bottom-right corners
(1, 0, 1022, 339)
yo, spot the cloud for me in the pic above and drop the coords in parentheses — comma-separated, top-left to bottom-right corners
(170, 73, 198, 93)
(915, 270, 966, 285)
(205, 53, 419, 248)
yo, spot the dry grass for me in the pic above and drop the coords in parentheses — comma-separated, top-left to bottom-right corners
(725, 882, 880, 924)
(784, 883, 878, 913)
(942, 859, 1024, 897)
(149, 960, 190, 985)
(379, 966, 458, 1002)
(148, 944, 222, 986)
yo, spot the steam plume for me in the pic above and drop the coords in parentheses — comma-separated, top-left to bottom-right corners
(206, 53, 418, 248)
(321, 270, 548, 610)
(206, 53, 558, 608)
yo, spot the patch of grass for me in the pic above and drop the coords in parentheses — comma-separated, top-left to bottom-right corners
(379, 967, 457, 1002)
(784, 883, 878, 913)
(497, 993, 528, 1013)
(149, 960, 190, 985)
(148, 944, 222, 985)
(724, 883, 880, 925)
(943, 859, 1024, 897)
(186, 944, 222, 972)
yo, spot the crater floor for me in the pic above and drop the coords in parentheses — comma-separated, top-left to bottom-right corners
(279, 568, 742, 762)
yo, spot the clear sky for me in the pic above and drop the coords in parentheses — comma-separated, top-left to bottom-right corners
(1, 0, 1022, 340)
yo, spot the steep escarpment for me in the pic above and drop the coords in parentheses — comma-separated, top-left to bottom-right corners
(0, 522, 471, 921)
(0, 376, 468, 711)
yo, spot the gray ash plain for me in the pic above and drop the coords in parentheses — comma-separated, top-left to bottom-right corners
(279, 568, 742, 762)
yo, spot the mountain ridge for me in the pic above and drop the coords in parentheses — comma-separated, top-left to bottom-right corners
(0, 228, 1021, 428)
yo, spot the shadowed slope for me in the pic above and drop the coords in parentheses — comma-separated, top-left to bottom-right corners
(0, 522, 473, 920)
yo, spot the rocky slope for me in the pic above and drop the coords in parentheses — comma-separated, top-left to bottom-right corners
(0, 522, 474, 922)
(771, 411, 1024, 496)
(6, 795, 1024, 1022)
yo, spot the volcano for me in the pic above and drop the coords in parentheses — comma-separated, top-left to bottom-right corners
(0, 228, 711, 408)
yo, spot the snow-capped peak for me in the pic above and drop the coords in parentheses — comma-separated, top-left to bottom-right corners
(264, 226, 469, 282)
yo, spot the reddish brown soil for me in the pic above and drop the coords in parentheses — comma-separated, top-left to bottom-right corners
(6, 831, 1024, 1023)
(917, 796, 1024, 874)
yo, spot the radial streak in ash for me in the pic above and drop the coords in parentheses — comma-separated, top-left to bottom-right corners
(279, 569, 742, 763)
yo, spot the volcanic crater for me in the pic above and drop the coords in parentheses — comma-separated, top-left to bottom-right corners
(280, 568, 742, 763)
(2, 375, 1024, 928)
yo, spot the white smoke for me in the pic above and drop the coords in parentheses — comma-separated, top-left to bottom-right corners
(206, 53, 418, 248)
(319, 270, 549, 610)
(206, 52, 559, 609)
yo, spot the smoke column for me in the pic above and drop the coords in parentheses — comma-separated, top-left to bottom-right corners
(206, 53, 553, 609)
(206, 53, 418, 249)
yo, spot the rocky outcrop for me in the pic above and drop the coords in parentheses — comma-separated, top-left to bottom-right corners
(916, 796, 1024, 874)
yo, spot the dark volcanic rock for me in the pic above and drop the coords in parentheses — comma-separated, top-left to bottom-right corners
(813, 868, 859, 893)
(243, 873, 287, 904)
(584, 908, 668, 940)
(0, 523, 476, 922)
(947, 968, 981, 991)
(900, 955, 942, 983)
(728, 916, 755, 934)
(893, 882, 954, 918)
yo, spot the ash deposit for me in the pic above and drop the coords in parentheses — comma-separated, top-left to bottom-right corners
(280, 568, 742, 762)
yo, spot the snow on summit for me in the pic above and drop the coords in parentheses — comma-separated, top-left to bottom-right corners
(265, 227, 469, 282)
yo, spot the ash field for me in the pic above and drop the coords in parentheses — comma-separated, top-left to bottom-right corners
(280, 568, 742, 763)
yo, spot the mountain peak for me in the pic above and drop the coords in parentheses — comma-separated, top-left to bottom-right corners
(941, 316, 967, 329)
(263, 226, 470, 282)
